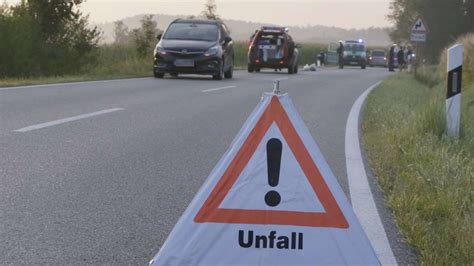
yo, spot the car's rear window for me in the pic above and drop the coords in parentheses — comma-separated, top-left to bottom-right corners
(372, 51, 385, 56)
(255, 33, 284, 45)
(164, 23, 218, 42)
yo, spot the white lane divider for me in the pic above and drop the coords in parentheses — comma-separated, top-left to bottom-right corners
(201, 85, 236, 93)
(345, 81, 398, 265)
(14, 108, 124, 132)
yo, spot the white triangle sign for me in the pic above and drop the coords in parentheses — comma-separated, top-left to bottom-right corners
(412, 17, 428, 32)
(150, 93, 380, 265)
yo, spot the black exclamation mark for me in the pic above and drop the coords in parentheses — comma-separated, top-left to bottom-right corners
(265, 138, 282, 207)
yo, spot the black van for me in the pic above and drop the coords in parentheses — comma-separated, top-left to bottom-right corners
(247, 26, 299, 74)
(153, 19, 234, 80)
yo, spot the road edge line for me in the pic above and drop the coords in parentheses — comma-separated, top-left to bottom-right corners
(345, 81, 398, 265)
(0, 77, 151, 91)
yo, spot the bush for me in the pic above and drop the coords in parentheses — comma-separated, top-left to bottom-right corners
(414, 65, 441, 88)
(438, 33, 474, 89)
(0, 1, 100, 78)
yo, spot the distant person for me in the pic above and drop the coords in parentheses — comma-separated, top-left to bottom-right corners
(318, 52, 326, 66)
(406, 48, 414, 71)
(337, 41, 344, 69)
(397, 46, 406, 71)
(388, 44, 396, 72)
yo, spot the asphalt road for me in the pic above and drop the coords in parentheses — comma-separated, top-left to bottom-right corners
(0, 68, 416, 264)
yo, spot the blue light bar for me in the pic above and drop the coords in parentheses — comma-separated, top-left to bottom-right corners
(261, 26, 287, 33)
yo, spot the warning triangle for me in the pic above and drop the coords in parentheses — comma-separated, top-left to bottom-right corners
(411, 17, 428, 32)
(194, 96, 348, 228)
(150, 93, 379, 265)
(217, 124, 326, 213)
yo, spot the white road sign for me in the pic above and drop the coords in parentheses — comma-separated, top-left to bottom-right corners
(410, 16, 428, 42)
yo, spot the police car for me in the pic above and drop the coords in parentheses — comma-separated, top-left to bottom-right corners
(342, 39, 367, 69)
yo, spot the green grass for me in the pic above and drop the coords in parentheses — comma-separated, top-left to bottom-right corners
(363, 73, 473, 264)
(0, 45, 151, 87)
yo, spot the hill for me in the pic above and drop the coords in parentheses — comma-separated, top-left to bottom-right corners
(95, 14, 391, 46)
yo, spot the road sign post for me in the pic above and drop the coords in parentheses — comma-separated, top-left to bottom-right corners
(446, 44, 463, 139)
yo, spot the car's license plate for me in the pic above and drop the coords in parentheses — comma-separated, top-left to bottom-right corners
(350, 61, 358, 65)
(174, 59, 194, 67)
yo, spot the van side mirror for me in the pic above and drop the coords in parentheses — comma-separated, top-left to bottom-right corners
(224, 36, 232, 43)
(296, 44, 302, 49)
(156, 33, 162, 40)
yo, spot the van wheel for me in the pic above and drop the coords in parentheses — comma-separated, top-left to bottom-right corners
(154, 72, 164, 78)
(255, 68, 260, 73)
(248, 64, 254, 73)
(288, 64, 295, 74)
(361, 65, 366, 69)
(294, 64, 299, 74)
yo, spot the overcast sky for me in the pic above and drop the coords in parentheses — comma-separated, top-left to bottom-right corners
(5, 0, 393, 29)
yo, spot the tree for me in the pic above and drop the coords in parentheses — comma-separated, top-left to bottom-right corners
(132, 15, 159, 57)
(201, 0, 220, 21)
(0, 0, 100, 77)
(387, 0, 473, 61)
(114, 20, 130, 45)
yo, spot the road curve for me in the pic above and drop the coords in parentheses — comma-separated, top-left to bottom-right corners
(0, 68, 416, 264)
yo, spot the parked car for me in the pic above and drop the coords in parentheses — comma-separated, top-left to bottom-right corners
(247, 26, 299, 74)
(368, 50, 387, 67)
(153, 19, 234, 80)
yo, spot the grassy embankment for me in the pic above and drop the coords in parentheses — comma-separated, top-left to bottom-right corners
(363, 34, 473, 264)
(0, 42, 327, 87)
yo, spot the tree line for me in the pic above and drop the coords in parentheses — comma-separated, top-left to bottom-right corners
(0, 0, 221, 79)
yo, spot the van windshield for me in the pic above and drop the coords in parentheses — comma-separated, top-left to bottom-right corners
(164, 23, 218, 42)
(345, 43, 365, 52)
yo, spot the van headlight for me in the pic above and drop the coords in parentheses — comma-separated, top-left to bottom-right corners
(204, 46, 219, 57)
(154, 47, 167, 57)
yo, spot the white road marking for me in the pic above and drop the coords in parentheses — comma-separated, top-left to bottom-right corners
(201, 85, 237, 93)
(345, 81, 398, 265)
(14, 108, 124, 132)
(0, 78, 151, 91)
